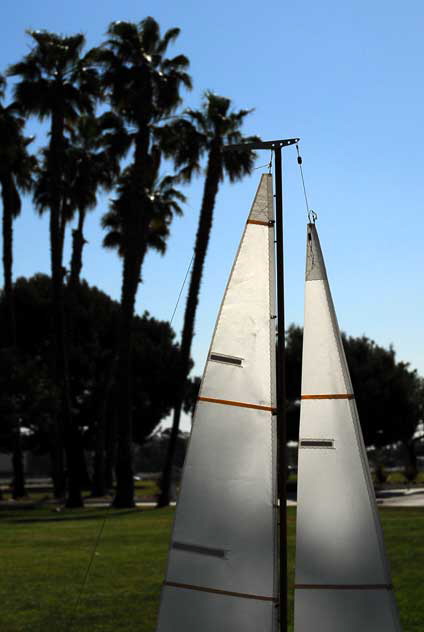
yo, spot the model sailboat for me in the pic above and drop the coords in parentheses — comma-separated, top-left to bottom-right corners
(156, 172, 401, 631)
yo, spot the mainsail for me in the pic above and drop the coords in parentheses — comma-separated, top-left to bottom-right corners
(294, 223, 402, 631)
(157, 174, 278, 632)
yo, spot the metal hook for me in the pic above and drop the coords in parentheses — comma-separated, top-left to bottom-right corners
(308, 209, 318, 223)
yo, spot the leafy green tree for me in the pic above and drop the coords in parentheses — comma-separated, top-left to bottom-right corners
(285, 324, 303, 443)
(95, 17, 191, 507)
(157, 92, 258, 506)
(8, 30, 100, 506)
(345, 334, 424, 480)
(285, 325, 424, 477)
(135, 428, 189, 474)
(0, 275, 186, 495)
(0, 74, 36, 498)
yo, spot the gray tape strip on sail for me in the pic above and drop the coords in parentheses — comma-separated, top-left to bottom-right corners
(172, 541, 228, 559)
(306, 223, 328, 281)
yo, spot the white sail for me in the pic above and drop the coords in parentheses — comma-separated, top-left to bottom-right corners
(294, 223, 401, 631)
(157, 174, 278, 632)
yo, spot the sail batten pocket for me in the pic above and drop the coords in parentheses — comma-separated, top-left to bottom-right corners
(300, 439, 334, 449)
(172, 541, 228, 559)
(209, 353, 243, 366)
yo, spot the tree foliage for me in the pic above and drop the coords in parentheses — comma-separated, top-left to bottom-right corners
(158, 92, 258, 506)
(92, 17, 191, 507)
(1, 17, 422, 507)
(285, 324, 424, 476)
(0, 275, 186, 460)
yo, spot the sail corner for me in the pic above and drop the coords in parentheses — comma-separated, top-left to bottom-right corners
(248, 173, 274, 224)
(305, 223, 327, 281)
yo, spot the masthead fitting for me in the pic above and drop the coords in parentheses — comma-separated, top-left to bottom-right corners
(224, 137, 300, 151)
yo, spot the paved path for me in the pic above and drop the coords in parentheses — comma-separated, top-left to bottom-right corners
(375, 487, 424, 507)
(2, 489, 424, 510)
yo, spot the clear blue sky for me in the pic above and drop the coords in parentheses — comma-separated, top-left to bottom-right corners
(2, 1, 423, 429)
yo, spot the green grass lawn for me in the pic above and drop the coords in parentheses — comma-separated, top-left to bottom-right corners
(0, 506, 422, 631)
(0, 479, 160, 503)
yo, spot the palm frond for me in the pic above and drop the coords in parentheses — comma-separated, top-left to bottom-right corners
(157, 27, 181, 55)
(0, 75, 5, 100)
(97, 18, 191, 125)
(139, 16, 160, 53)
(155, 119, 205, 176)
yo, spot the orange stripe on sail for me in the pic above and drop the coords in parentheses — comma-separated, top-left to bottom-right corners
(246, 219, 271, 226)
(198, 396, 276, 413)
(301, 394, 354, 400)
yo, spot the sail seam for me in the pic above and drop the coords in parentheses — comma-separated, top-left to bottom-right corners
(164, 581, 277, 602)
(295, 584, 393, 590)
(198, 396, 276, 412)
(301, 394, 354, 399)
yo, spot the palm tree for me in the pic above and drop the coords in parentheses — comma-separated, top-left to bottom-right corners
(157, 92, 258, 506)
(0, 75, 35, 499)
(0, 76, 34, 347)
(64, 112, 128, 497)
(102, 166, 185, 506)
(67, 113, 127, 291)
(94, 17, 191, 507)
(8, 30, 99, 506)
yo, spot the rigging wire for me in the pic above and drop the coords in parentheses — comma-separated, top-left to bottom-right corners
(254, 161, 271, 171)
(296, 144, 317, 223)
(68, 507, 111, 631)
(67, 253, 195, 629)
(170, 252, 194, 325)
(253, 150, 273, 173)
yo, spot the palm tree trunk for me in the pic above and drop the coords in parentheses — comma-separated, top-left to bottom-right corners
(66, 207, 92, 496)
(12, 423, 26, 499)
(404, 439, 418, 483)
(105, 406, 117, 491)
(158, 140, 222, 507)
(93, 419, 107, 498)
(92, 355, 117, 497)
(49, 111, 83, 506)
(1, 174, 27, 500)
(1, 174, 17, 347)
(112, 121, 151, 509)
(112, 246, 141, 508)
(69, 207, 86, 291)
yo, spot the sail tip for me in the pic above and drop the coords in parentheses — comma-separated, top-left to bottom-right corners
(248, 173, 274, 223)
(306, 223, 327, 281)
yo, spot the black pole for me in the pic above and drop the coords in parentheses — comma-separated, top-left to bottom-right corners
(223, 137, 298, 632)
(274, 145, 287, 632)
